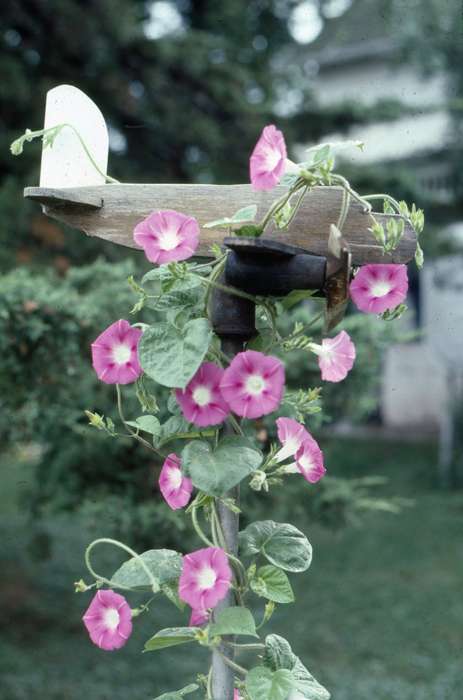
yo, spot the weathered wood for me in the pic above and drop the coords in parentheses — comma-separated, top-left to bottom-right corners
(24, 184, 416, 265)
(25, 186, 103, 209)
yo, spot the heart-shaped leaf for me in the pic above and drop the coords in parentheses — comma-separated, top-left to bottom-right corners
(263, 635, 330, 700)
(125, 415, 161, 438)
(111, 549, 182, 592)
(182, 437, 262, 497)
(239, 521, 312, 573)
(209, 606, 258, 638)
(144, 627, 200, 652)
(250, 565, 295, 604)
(138, 319, 212, 389)
(290, 657, 331, 700)
(246, 666, 294, 700)
(264, 634, 297, 672)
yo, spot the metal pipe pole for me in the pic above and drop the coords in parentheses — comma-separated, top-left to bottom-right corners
(210, 281, 256, 700)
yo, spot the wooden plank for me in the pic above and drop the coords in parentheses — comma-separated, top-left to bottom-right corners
(24, 186, 103, 209)
(24, 183, 416, 264)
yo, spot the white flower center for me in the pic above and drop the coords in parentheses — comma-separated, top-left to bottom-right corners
(275, 437, 299, 463)
(197, 566, 217, 590)
(113, 343, 131, 365)
(168, 467, 183, 489)
(245, 374, 266, 396)
(299, 453, 314, 473)
(104, 607, 120, 631)
(159, 228, 180, 251)
(371, 280, 391, 298)
(192, 386, 212, 406)
(264, 146, 280, 171)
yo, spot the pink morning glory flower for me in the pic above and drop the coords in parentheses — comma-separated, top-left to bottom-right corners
(250, 124, 287, 191)
(91, 319, 143, 385)
(82, 589, 133, 651)
(295, 438, 326, 484)
(234, 691, 243, 700)
(175, 362, 230, 427)
(179, 547, 232, 610)
(275, 417, 311, 463)
(159, 453, 193, 510)
(189, 607, 209, 627)
(133, 209, 199, 264)
(309, 330, 356, 383)
(220, 350, 285, 419)
(349, 263, 408, 314)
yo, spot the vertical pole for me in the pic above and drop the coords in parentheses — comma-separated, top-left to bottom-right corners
(210, 278, 255, 700)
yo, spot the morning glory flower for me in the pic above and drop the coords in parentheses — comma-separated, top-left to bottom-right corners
(220, 350, 285, 419)
(349, 263, 408, 314)
(176, 362, 230, 427)
(82, 590, 132, 651)
(91, 319, 143, 385)
(159, 453, 193, 510)
(250, 124, 287, 191)
(133, 209, 199, 264)
(179, 547, 232, 610)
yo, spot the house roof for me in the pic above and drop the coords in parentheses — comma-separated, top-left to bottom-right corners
(305, 0, 397, 67)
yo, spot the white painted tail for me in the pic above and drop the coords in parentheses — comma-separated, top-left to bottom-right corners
(39, 84, 109, 188)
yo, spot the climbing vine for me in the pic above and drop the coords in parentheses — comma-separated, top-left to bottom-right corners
(12, 122, 424, 700)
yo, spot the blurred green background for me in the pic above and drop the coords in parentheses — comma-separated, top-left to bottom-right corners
(1, 1, 462, 698)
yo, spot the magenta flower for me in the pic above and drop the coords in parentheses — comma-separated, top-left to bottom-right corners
(175, 362, 230, 427)
(133, 209, 199, 264)
(349, 263, 408, 314)
(159, 453, 193, 510)
(189, 607, 209, 627)
(91, 319, 143, 385)
(309, 330, 356, 383)
(275, 417, 311, 463)
(179, 547, 232, 610)
(82, 589, 133, 651)
(234, 691, 243, 700)
(220, 350, 285, 419)
(250, 124, 287, 191)
(295, 438, 326, 484)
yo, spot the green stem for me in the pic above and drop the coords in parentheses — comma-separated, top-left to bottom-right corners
(16, 124, 119, 183)
(202, 277, 258, 304)
(191, 506, 215, 548)
(85, 538, 158, 592)
(336, 184, 350, 232)
(116, 385, 164, 458)
(229, 414, 244, 436)
(224, 642, 265, 651)
(363, 193, 402, 213)
(216, 649, 248, 677)
(206, 667, 213, 699)
(331, 174, 372, 213)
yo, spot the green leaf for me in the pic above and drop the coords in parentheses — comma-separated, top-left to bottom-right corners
(239, 521, 312, 573)
(182, 436, 262, 497)
(209, 606, 258, 638)
(234, 224, 263, 238)
(246, 666, 294, 700)
(138, 319, 212, 389)
(264, 634, 297, 671)
(161, 581, 185, 611)
(291, 657, 331, 700)
(250, 565, 295, 604)
(203, 204, 258, 229)
(153, 683, 199, 700)
(144, 627, 200, 652)
(281, 289, 316, 310)
(263, 635, 331, 700)
(111, 549, 182, 592)
(125, 415, 161, 438)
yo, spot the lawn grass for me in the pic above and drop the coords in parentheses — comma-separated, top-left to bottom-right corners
(1, 437, 462, 700)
